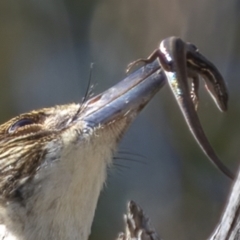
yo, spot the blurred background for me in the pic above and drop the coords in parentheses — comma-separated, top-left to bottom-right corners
(0, 1, 239, 239)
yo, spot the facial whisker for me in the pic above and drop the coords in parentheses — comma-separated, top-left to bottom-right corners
(72, 63, 95, 122)
(113, 156, 146, 165)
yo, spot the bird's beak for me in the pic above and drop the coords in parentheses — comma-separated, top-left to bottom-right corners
(80, 61, 165, 127)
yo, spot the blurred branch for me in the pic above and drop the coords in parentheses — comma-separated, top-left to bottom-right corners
(118, 169, 240, 240)
(209, 169, 240, 240)
(116, 201, 161, 240)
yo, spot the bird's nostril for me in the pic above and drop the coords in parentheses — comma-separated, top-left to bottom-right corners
(87, 94, 102, 105)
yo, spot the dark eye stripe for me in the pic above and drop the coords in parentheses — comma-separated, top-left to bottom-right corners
(8, 119, 35, 133)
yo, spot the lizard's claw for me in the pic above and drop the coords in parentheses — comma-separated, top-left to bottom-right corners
(126, 59, 147, 74)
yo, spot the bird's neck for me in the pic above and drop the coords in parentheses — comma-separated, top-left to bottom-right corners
(1, 126, 119, 240)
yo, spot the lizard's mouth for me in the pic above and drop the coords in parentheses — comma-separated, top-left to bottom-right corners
(78, 61, 165, 127)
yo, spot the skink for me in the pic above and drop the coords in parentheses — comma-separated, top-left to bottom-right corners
(127, 36, 234, 179)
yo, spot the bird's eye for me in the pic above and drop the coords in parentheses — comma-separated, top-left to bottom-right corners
(8, 119, 35, 133)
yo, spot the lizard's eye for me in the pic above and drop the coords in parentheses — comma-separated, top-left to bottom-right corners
(190, 43, 199, 52)
(8, 119, 35, 133)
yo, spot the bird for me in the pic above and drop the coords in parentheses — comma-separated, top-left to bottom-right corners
(0, 62, 163, 240)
